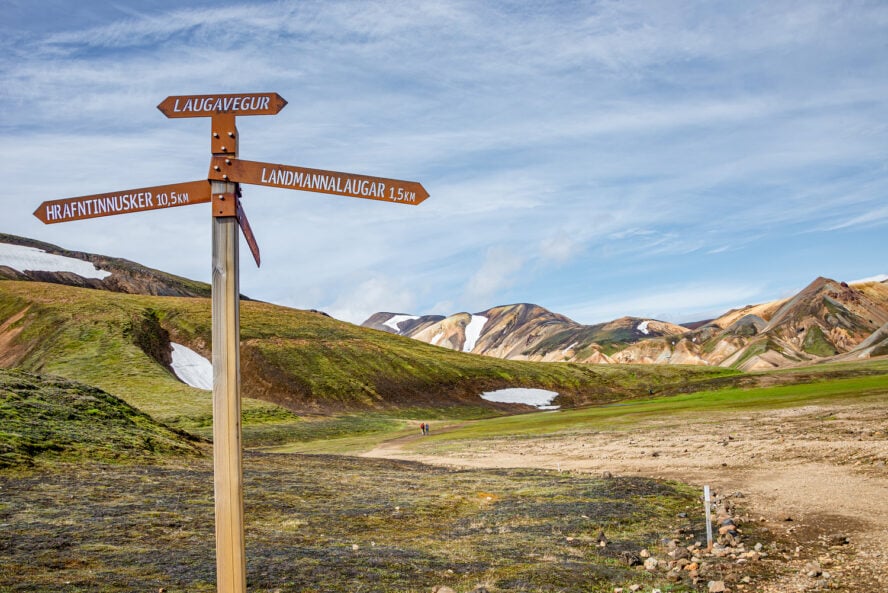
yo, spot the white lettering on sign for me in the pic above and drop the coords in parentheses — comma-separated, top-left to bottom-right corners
(258, 167, 413, 201)
(172, 95, 271, 114)
(43, 192, 156, 222)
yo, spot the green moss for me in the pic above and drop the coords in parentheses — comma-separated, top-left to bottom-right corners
(0, 368, 203, 468)
(802, 325, 837, 357)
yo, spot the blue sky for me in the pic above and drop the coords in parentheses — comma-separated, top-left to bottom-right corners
(2, 0, 886, 325)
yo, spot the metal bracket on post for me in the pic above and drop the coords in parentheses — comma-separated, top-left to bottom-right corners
(212, 113, 239, 156)
(213, 192, 238, 218)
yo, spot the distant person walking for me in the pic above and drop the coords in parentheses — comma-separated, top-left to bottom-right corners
(424, 422, 430, 435)
(420, 422, 425, 435)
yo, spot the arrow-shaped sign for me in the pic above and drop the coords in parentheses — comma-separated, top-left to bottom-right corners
(33, 180, 212, 224)
(208, 157, 429, 206)
(237, 195, 260, 268)
(157, 93, 287, 118)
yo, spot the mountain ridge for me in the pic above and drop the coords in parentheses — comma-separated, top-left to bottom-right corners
(363, 276, 888, 370)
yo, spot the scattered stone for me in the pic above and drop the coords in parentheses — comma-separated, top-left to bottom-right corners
(826, 533, 849, 546)
(639, 548, 651, 558)
(644, 557, 659, 571)
(669, 547, 691, 560)
(619, 551, 642, 567)
(602, 471, 613, 479)
(432, 587, 457, 593)
(708, 580, 727, 593)
(804, 560, 822, 577)
(628, 585, 642, 593)
(471, 587, 489, 593)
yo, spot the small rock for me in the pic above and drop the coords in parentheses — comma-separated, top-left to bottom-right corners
(471, 587, 489, 593)
(708, 581, 727, 593)
(629, 585, 642, 593)
(644, 557, 659, 571)
(432, 587, 457, 593)
(826, 533, 849, 546)
(602, 471, 613, 478)
(669, 547, 691, 560)
(804, 561, 822, 577)
(639, 548, 651, 558)
(619, 551, 642, 567)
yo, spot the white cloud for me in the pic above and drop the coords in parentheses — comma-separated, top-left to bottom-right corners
(324, 276, 417, 325)
(2, 0, 887, 326)
(564, 282, 767, 325)
(464, 247, 525, 308)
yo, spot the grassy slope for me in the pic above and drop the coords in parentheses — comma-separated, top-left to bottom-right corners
(407, 360, 888, 445)
(0, 368, 203, 467)
(0, 281, 740, 424)
(269, 358, 888, 455)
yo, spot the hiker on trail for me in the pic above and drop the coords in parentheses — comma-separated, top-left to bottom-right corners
(420, 422, 425, 435)
(424, 422, 430, 435)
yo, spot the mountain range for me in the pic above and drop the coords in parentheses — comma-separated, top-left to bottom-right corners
(2, 230, 887, 394)
(363, 276, 888, 371)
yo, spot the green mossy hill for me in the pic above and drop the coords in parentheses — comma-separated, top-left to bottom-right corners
(0, 281, 739, 426)
(0, 368, 203, 468)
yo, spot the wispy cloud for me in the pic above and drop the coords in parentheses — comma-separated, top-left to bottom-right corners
(2, 0, 887, 326)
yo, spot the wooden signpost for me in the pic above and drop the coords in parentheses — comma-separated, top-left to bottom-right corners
(33, 92, 428, 593)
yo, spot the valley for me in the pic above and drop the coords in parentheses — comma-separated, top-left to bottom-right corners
(1, 234, 887, 591)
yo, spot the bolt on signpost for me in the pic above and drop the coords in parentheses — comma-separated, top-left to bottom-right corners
(34, 92, 429, 593)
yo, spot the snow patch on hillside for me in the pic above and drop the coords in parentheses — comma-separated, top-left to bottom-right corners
(383, 314, 419, 333)
(170, 343, 213, 390)
(637, 320, 650, 335)
(431, 330, 446, 346)
(463, 315, 488, 352)
(0, 243, 111, 280)
(481, 388, 559, 409)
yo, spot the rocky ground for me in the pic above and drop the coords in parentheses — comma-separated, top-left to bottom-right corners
(365, 402, 888, 591)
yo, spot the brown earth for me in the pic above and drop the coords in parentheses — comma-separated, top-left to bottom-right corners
(364, 402, 888, 591)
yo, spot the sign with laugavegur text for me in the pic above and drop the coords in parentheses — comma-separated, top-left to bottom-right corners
(157, 93, 287, 118)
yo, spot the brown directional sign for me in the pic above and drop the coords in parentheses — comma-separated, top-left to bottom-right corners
(208, 157, 429, 205)
(236, 198, 261, 268)
(33, 180, 212, 224)
(157, 93, 287, 118)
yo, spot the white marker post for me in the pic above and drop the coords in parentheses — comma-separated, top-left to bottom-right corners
(704, 485, 713, 550)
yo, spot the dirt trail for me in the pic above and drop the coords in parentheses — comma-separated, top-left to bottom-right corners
(365, 403, 888, 590)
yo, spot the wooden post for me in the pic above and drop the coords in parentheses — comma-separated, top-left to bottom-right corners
(211, 115, 246, 593)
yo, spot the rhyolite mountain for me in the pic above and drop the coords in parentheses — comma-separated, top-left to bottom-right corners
(0, 233, 212, 298)
(364, 276, 888, 370)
